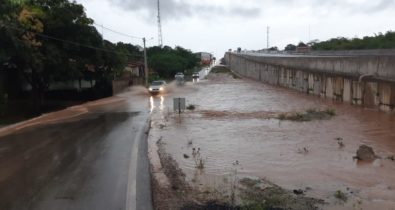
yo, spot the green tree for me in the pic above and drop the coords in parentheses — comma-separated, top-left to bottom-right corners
(284, 44, 296, 51)
(0, 0, 129, 112)
(297, 42, 308, 47)
(311, 31, 395, 50)
(147, 46, 199, 79)
(116, 42, 142, 61)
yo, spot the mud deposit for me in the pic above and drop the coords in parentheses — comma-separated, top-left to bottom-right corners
(149, 71, 395, 209)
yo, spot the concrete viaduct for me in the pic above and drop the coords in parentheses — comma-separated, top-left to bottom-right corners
(224, 50, 395, 112)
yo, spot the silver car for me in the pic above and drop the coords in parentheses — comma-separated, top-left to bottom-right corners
(148, 80, 167, 94)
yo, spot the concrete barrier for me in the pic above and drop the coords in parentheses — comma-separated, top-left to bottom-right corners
(225, 52, 395, 112)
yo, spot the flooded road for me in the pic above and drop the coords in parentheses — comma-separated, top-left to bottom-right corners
(149, 72, 395, 209)
(0, 88, 153, 210)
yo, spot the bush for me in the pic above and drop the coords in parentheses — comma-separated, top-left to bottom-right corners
(186, 104, 196, 110)
(334, 190, 348, 202)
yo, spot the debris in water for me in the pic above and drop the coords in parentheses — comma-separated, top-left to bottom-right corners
(187, 139, 193, 146)
(335, 137, 343, 141)
(293, 189, 304, 195)
(338, 141, 345, 148)
(355, 145, 378, 161)
(386, 155, 395, 161)
(297, 147, 310, 155)
(183, 154, 190, 159)
(186, 104, 196, 110)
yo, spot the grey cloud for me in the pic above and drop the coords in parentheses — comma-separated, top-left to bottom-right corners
(229, 7, 261, 17)
(108, 0, 394, 22)
(364, 0, 395, 13)
(110, 0, 261, 20)
(261, 0, 395, 15)
(307, 0, 395, 14)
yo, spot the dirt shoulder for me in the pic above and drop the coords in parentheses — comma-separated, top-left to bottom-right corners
(150, 137, 230, 210)
(149, 122, 324, 210)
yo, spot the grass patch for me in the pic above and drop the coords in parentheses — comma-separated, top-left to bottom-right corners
(238, 178, 324, 210)
(334, 190, 348, 202)
(181, 177, 324, 210)
(325, 108, 336, 116)
(239, 178, 261, 188)
(278, 108, 336, 122)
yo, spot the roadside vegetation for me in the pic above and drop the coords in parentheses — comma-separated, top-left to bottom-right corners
(284, 31, 395, 51)
(334, 190, 348, 202)
(148, 46, 200, 80)
(238, 178, 324, 210)
(311, 31, 395, 50)
(278, 108, 336, 122)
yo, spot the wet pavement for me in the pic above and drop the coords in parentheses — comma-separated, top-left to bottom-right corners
(149, 70, 395, 209)
(0, 88, 153, 210)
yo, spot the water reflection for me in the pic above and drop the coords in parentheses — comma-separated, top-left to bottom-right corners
(160, 96, 164, 111)
(150, 95, 165, 112)
(149, 96, 155, 113)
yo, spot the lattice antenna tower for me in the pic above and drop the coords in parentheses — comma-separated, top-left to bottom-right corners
(157, 0, 163, 47)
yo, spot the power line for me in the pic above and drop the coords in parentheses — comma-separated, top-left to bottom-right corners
(92, 23, 142, 40)
(44, 4, 144, 41)
(0, 22, 144, 58)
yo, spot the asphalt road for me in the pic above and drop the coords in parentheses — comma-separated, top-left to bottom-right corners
(0, 94, 152, 210)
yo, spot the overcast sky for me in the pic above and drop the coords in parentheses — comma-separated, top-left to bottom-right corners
(76, 0, 395, 58)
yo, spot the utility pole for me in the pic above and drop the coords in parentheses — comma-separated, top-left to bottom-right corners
(157, 0, 163, 47)
(143, 37, 148, 87)
(267, 26, 270, 49)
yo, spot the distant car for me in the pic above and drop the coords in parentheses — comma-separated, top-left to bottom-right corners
(148, 80, 167, 94)
(175, 72, 185, 85)
(175, 72, 184, 79)
(192, 72, 199, 79)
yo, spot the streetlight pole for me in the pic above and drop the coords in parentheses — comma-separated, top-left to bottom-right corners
(143, 37, 148, 87)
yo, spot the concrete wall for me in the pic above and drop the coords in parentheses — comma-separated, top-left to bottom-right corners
(225, 52, 395, 112)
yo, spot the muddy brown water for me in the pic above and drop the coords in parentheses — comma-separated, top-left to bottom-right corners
(149, 75, 395, 209)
